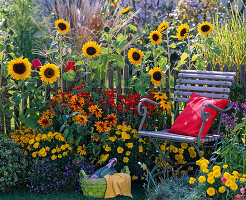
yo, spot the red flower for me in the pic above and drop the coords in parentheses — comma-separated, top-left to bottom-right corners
(134, 92, 140, 99)
(149, 91, 155, 96)
(113, 89, 117, 93)
(78, 84, 84, 89)
(235, 194, 242, 200)
(78, 93, 83, 97)
(88, 102, 94, 106)
(111, 103, 116, 107)
(65, 61, 76, 72)
(32, 59, 42, 70)
(72, 87, 78, 90)
(142, 124, 146, 129)
(108, 99, 114, 104)
(127, 94, 133, 99)
(99, 99, 104, 102)
(118, 94, 126, 100)
(102, 101, 107, 104)
(85, 98, 89, 101)
(117, 106, 123, 111)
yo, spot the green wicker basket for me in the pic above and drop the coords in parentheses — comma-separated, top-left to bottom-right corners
(79, 166, 130, 198)
(79, 170, 107, 198)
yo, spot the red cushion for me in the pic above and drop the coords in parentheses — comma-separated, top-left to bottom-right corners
(167, 93, 229, 138)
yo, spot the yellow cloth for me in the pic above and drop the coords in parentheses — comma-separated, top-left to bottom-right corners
(104, 173, 133, 199)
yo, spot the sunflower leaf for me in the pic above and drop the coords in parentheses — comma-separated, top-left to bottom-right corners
(128, 24, 137, 32)
(62, 70, 76, 81)
(118, 40, 128, 50)
(169, 43, 176, 48)
(211, 47, 221, 56)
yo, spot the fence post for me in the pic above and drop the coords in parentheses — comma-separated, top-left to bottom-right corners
(116, 67, 122, 94)
(206, 63, 212, 71)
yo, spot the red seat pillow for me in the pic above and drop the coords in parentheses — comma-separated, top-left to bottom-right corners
(167, 93, 229, 138)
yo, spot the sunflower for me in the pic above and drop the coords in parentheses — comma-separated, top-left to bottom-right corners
(154, 92, 168, 101)
(94, 121, 105, 133)
(55, 19, 70, 34)
(72, 114, 87, 126)
(38, 116, 52, 129)
(82, 41, 101, 59)
(105, 113, 117, 128)
(128, 48, 144, 66)
(158, 22, 169, 32)
(149, 30, 162, 45)
(198, 21, 214, 35)
(7, 58, 32, 80)
(120, 6, 131, 14)
(39, 63, 59, 84)
(148, 67, 163, 87)
(177, 23, 189, 40)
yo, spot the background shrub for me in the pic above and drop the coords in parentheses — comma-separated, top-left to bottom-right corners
(0, 136, 28, 192)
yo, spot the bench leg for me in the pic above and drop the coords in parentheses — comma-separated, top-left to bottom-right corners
(148, 138, 174, 187)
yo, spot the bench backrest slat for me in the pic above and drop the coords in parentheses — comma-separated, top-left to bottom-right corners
(174, 70, 237, 103)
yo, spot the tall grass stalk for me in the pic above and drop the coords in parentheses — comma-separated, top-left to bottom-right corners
(202, 10, 246, 69)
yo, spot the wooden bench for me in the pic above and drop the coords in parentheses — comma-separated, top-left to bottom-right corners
(137, 70, 237, 182)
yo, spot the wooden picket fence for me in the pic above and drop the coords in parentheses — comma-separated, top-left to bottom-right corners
(0, 62, 245, 135)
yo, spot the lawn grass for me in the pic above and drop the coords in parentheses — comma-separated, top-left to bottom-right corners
(0, 183, 145, 200)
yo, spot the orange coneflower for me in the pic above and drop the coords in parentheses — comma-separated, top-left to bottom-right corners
(72, 114, 87, 126)
(94, 121, 108, 134)
(68, 95, 85, 110)
(38, 116, 52, 129)
(88, 105, 102, 119)
(105, 113, 117, 128)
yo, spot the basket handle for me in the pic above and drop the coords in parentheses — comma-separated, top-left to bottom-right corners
(79, 170, 88, 180)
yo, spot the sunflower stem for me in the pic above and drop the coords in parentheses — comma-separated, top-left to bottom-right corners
(153, 45, 157, 67)
(122, 27, 127, 94)
(166, 31, 171, 98)
(59, 36, 64, 92)
(188, 33, 191, 70)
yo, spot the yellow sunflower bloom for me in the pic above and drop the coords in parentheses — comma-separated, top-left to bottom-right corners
(198, 21, 214, 35)
(55, 19, 70, 34)
(177, 23, 189, 40)
(39, 63, 60, 84)
(82, 41, 101, 59)
(120, 6, 131, 14)
(148, 67, 163, 87)
(149, 30, 162, 45)
(158, 22, 169, 32)
(128, 48, 144, 66)
(7, 57, 32, 80)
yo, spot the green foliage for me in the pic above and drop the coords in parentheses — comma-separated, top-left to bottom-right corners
(0, 136, 28, 192)
(147, 176, 202, 200)
(1, 0, 46, 60)
(198, 11, 246, 68)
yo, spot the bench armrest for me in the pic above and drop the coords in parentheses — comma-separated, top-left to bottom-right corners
(197, 102, 232, 145)
(137, 98, 160, 131)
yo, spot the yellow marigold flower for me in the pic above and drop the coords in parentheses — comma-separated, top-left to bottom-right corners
(181, 143, 188, 149)
(51, 155, 57, 160)
(126, 151, 131, 156)
(218, 186, 226, 193)
(223, 165, 228, 169)
(58, 154, 62, 158)
(63, 151, 68, 156)
(240, 178, 246, 183)
(225, 179, 233, 187)
(213, 165, 221, 172)
(172, 147, 178, 153)
(189, 177, 196, 184)
(108, 136, 117, 142)
(132, 175, 138, 180)
(139, 146, 143, 153)
(213, 170, 221, 178)
(117, 147, 124, 154)
(198, 176, 206, 183)
(224, 172, 231, 179)
(121, 132, 130, 140)
(200, 150, 204, 156)
(123, 157, 129, 163)
(51, 149, 56, 154)
(127, 143, 133, 149)
(232, 171, 240, 179)
(207, 177, 215, 184)
(207, 172, 214, 178)
(230, 183, 238, 191)
(29, 139, 35, 145)
(207, 187, 215, 196)
(103, 144, 111, 152)
(33, 142, 39, 149)
(61, 145, 66, 150)
(32, 152, 37, 157)
(45, 146, 50, 151)
(178, 148, 184, 154)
